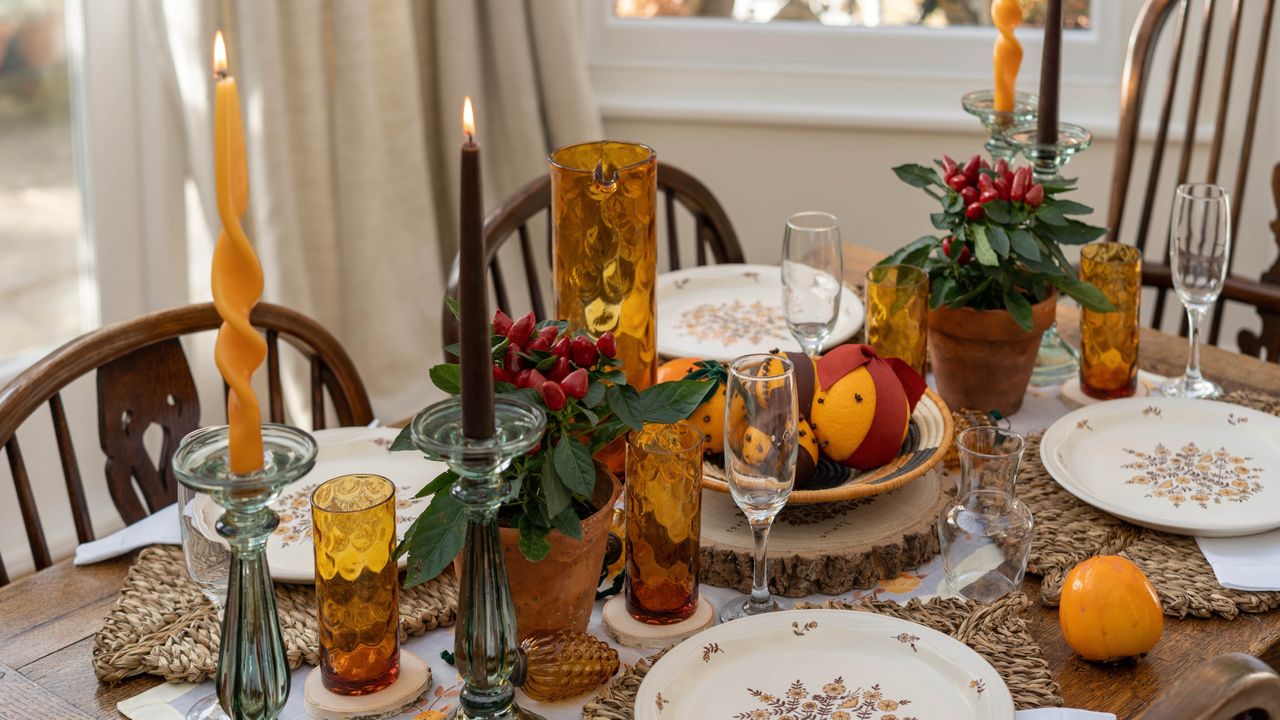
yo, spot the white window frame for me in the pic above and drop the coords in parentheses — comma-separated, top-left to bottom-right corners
(583, 0, 1133, 136)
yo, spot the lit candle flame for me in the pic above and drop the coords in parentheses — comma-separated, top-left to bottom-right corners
(213, 31, 228, 77)
(462, 96, 475, 142)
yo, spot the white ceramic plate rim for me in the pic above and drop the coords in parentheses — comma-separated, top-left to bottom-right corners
(656, 263, 865, 361)
(634, 608, 1013, 720)
(1041, 397, 1280, 537)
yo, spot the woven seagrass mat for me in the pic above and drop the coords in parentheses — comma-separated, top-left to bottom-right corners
(1023, 389, 1280, 619)
(581, 593, 1060, 718)
(93, 545, 458, 683)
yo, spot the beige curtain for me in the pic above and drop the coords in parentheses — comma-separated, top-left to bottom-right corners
(145, 0, 602, 421)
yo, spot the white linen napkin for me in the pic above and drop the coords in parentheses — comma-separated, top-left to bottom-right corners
(1016, 710, 1116, 720)
(1196, 529, 1280, 591)
(74, 503, 180, 565)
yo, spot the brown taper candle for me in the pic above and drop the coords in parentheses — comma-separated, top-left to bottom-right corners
(459, 97, 495, 439)
(1036, 0, 1062, 146)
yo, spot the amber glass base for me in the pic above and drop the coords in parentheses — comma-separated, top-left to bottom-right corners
(626, 582, 699, 625)
(1081, 376, 1137, 400)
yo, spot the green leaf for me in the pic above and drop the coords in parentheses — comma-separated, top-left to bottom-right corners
(390, 424, 415, 452)
(987, 226, 1010, 257)
(589, 417, 630, 455)
(943, 193, 964, 214)
(550, 506, 583, 541)
(1049, 276, 1115, 313)
(1040, 176, 1078, 192)
(554, 435, 597, 497)
(498, 387, 543, 407)
(1002, 285, 1034, 332)
(1009, 229, 1040, 260)
(879, 235, 937, 268)
(931, 275, 956, 308)
(930, 212, 953, 231)
(415, 469, 458, 498)
(1051, 199, 1093, 216)
(892, 163, 942, 189)
(443, 342, 461, 358)
(539, 458, 571, 519)
(444, 296, 461, 321)
(950, 277, 994, 306)
(429, 364, 461, 395)
(1036, 204, 1069, 227)
(400, 490, 466, 586)
(637, 380, 708, 423)
(583, 380, 606, 408)
(606, 384, 644, 431)
(983, 199, 1012, 224)
(970, 225, 998, 266)
(517, 516, 552, 562)
(599, 370, 628, 384)
(1040, 219, 1108, 245)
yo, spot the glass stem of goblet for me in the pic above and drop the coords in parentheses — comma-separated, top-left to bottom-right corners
(1184, 303, 1209, 383)
(748, 520, 773, 609)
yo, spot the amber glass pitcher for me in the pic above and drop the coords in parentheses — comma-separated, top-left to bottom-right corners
(549, 141, 658, 393)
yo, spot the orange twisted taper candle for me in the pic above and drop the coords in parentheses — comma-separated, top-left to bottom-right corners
(992, 0, 1024, 113)
(212, 32, 266, 474)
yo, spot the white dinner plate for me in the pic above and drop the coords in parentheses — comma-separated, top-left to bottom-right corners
(656, 263, 864, 361)
(635, 608, 1013, 720)
(191, 427, 447, 583)
(1041, 397, 1280, 537)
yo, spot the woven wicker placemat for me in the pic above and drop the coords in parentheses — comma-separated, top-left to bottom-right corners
(1023, 389, 1280, 619)
(93, 545, 458, 683)
(581, 593, 1060, 718)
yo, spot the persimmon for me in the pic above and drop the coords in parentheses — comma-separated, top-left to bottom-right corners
(1059, 555, 1163, 662)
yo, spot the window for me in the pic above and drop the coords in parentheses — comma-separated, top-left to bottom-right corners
(0, 0, 91, 363)
(615, 0, 1092, 29)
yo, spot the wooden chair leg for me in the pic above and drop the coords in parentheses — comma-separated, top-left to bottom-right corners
(1138, 653, 1280, 720)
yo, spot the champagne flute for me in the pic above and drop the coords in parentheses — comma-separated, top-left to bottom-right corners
(782, 212, 844, 356)
(178, 484, 230, 720)
(719, 354, 798, 623)
(1161, 183, 1231, 399)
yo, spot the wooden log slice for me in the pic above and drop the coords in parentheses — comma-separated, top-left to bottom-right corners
(700, 469, 951, 597)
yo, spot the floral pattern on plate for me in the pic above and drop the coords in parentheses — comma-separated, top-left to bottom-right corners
(1123, 442, 1264, 510)
(676, 299, 788, 347)
(736, 679, 914, 720)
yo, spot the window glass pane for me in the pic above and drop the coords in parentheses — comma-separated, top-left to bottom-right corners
(0, 0, 87, 361)
(615, 0, 1092, 29)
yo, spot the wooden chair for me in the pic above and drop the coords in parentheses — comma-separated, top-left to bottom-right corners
(0, 302, 373, 585)
(1106, 0, 1280, 361)
(1138, 653, 1280, 719)
(442, 162, 743, 348)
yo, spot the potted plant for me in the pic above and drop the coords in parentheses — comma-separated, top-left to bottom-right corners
(883, 154, 1111, 414)
(392, 307, 707, 638)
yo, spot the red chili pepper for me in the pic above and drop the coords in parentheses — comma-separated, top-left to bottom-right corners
(979, 158, 991, 172)
(994, 158, 1009, 176)
(537, 325, 559, 345)
(527, 336, 551, 353)
(492, 310, 514, 337)
(977, 173, 994, 192)
(540, 381, 566, 411)
(597, 331, 617, 358)
(965, 203, 985, 221)
(1010, 167, 1029, 202)
(941, 155, 958, 178)
(507, 312, 536, 349)
(561, 368, 589, 399)
(993, 176, 1011, 201)
(947, 173, 969, 192)
(1024, 183, 1045, 208)
(504, 344, 522, 374)
(492, 366, 513, 384)
(957, 245, 973, 265)
(1001, 168, 1015, 184)
(528, 368, 547, 390)
(941, 236, 953, 257)
(960, 187, 978, 206)
(515, 369, 532, 389)
(551, 336, 570, 358)
(963, 155, 981, 185)
(570, 335, 598, 368)
(547, 355, 571, 382)
(979, 188, 1000, 204)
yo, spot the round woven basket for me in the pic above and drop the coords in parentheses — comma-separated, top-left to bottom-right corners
(703, 388, 953, 504)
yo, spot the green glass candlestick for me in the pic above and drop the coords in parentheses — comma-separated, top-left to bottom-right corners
(961, 90, 1038, 162)
(410, 397, 546, 720)
(172, 424, 317, 720)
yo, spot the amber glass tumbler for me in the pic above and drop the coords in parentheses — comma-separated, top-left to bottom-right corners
(549, 141, 658, 393)
(625, 422, 703, 624)
(865, 264, 929, 374)
(1080, 242, 1142, 399)
(311, 474, 399, 695)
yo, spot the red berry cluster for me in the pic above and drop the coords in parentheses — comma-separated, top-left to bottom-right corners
(941, 154, 1045, 223)
(491, 310, 616, 411)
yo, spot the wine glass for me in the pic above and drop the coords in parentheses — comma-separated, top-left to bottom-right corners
(719, 354, 798, 622)
(1161, 183, 1231, 399)
(178, 484, 230, 720)
(782, 211, 844, 356)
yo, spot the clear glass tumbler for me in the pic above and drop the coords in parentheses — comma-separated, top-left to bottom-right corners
(624, 422, 704, 624)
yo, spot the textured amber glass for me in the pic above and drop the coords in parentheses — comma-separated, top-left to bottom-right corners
(865, 264, 929, 374)
(625, 422, 703, 624)
(550, 141, 658, 393)
(311, 474, 399, 695)
(1080, 242, 1142, 399)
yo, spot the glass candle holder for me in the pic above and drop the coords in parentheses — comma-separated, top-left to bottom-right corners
(865, 264, 929, 375)
(1080, 242, 1142, 399)
(549, 141, 658, 393)
(624, 422, 704, 624)
(312, 474, 400, 695)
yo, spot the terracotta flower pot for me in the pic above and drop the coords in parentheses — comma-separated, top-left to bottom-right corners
(454, 469, 621, 641)
(927, 292, 1057, 416)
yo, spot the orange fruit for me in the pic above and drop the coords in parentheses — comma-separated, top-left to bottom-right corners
(1059, 556, 1163, 662)
(809, 366, 879, 460)
(657, 357, 701, 383)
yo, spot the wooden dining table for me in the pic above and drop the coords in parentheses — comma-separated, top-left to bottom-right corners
(2, 245, 1279, 719)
